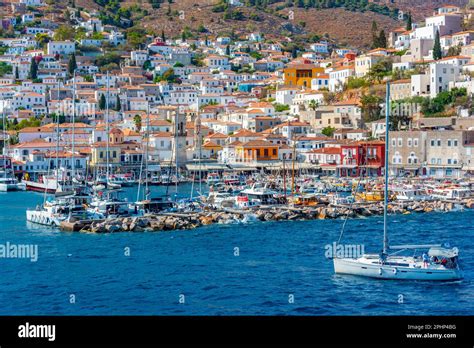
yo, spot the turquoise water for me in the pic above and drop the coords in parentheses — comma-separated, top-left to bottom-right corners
(0, 186, 472, 315)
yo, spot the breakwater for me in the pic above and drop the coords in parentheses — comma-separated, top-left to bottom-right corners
(61, 198, 474, 233)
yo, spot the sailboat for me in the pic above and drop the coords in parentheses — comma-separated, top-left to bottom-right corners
(0, 108, 26, 191)
(132, 104, 174, 215)
(333, 82, 463, 281)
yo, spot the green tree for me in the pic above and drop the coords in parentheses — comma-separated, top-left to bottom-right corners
(99, 94, 106, 110)
(361, 94, 383, 123)
(406, 13, 412, 31)
(433, 30, 442, 60)
(115, 95, 121, 111)
(321, 126, 335, 137)
(377, 30, 387, 48)
(28, 58, 38, 80)
(308, 99, 319, 111)
(68, 53, 77, 75)
(126, 27, 147, 49)
(54, 25, 75, 41)
(371, 21, 378, 48)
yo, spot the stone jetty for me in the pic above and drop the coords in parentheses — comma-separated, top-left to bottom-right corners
(59, 198, 474, 233)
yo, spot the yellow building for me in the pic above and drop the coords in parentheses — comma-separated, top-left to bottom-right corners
(235, 140, 279, 162)
(283, 64, 325, 87)
(90, 128, 126, 167)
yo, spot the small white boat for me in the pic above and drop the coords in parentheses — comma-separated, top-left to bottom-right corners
(0, 171, 26, 191)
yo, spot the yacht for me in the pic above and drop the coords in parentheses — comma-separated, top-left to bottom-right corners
(333, 82, 463, 281)
(26, 186, 93, 226)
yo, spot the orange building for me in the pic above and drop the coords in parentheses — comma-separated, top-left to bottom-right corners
(283, 64, 325, 87)
(235, 140, 279, 162)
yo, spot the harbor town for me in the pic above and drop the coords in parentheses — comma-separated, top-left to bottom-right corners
(1, 1, 474, 234)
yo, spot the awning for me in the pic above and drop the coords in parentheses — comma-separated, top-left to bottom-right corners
(337, 165, 357, 169)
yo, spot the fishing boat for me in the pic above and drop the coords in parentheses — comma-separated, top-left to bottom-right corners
(222, 173, 240, 185)
(206, 173, 221, 185)
(22, 169, 72, 194)
(392, 186, 431, 201)
(240, 183, 279, 206)
(333, 82, 463, 281)
(355, 190, 384, 202)
(87, 189, 132, 219)
(132, 197, 174, 215)
(431, 186, 471, 200)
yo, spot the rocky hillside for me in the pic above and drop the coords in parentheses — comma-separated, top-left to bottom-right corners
(3, 0, 470, 49)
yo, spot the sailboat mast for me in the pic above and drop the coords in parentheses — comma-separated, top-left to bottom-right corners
(55, 82, 60, 185)
(71, 70, 76, 183)
(145, 104, 150, 200)
(383, 82, 390, 255)
(105, 71, 110, 180)
(2, 107, 6, 178)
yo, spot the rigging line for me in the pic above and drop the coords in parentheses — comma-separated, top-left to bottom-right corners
(337, 143, 368, 245)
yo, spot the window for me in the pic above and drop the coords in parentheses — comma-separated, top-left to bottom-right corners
(407, 139, 412, 147)
(398, 138, 402, 147)
(413, 138, 419, 147)
(437, 139, 441, 146)
(447, 140, 451, 147)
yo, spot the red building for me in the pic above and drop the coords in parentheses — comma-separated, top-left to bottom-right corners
(337, 141, 385, 177)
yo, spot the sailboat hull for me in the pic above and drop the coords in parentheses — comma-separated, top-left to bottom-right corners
(334, 258, 463, 281)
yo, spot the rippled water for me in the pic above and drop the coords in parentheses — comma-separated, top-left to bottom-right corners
(0, 186, 472, 315)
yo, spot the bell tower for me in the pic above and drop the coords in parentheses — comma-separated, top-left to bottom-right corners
(173, 110, 188, 168)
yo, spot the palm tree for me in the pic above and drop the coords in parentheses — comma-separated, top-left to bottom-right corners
(309, 99, 319, 111)
(133, 114, 142, 132)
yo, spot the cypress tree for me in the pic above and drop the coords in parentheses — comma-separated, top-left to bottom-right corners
(68, 53, 77, 76)
(406, 13, 412, 31)
(371, 21, 379, 49)
(99, 94, 106, 110)
(115, 95, 121, 111)
(433, 30, 442, 60)
(28, 58, 37, 80)
(378, 30, 387, 48)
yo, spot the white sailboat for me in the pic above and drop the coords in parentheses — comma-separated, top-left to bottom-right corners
(333, 82, 463, 281)
(0, 108, 25, 191)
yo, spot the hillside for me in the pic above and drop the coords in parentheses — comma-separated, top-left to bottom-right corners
(2, 0, 470, 50)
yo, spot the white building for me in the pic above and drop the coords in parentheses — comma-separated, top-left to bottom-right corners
(47, 41, 75, 56)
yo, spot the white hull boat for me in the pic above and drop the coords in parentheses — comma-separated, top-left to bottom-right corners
(333, 82, 464, 282)
(334, 252, 462, 281)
